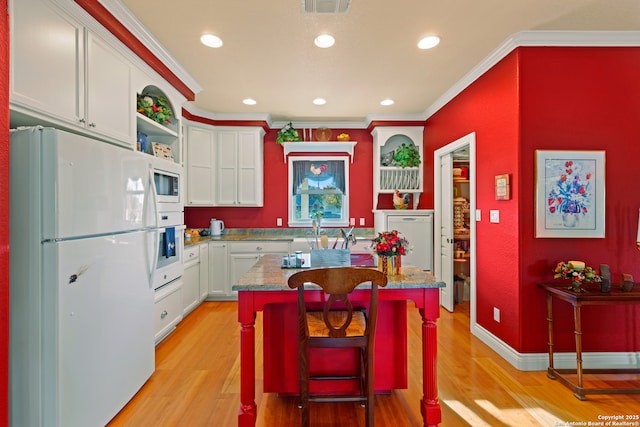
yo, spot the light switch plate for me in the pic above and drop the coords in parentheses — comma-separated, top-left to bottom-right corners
(490, 210, 500, 223)
(476, 209, 481, 221)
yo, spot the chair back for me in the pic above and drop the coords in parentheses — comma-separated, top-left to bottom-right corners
(287, 267, 388, 340)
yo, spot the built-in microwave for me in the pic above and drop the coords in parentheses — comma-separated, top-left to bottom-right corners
(151, 158, 182, 213)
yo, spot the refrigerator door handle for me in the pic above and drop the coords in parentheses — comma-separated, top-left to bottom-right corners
(147, 229, 160, 288)
(149, 166, 159, 229)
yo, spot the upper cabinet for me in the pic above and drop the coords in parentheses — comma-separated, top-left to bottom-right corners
(183, 124, 264, 206)
(10, 0, 134, 145)
(215, 127, 265, 206)
(184, 121, 215, 206)
(372, 126, 424, 210)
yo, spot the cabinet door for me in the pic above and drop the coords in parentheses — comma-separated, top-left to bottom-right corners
(229, 253, 260, 293)
(198, 243, 209, 301)
(186, 125, 215, 205)
(182, 261, 200, 315)
(10, 0, 84, 125)
(86, 32, 133, 143)
(215, 131, 238, 205)
(237, 130, 263, 206)
(208, 243, 229, 298)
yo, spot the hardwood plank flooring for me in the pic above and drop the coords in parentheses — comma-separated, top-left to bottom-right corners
(108, 301, 640, 426)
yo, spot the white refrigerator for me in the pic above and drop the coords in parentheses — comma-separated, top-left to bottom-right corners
(10, 127, 156, 427)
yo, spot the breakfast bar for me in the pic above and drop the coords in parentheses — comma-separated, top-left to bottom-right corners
(233, 254, 445, 427)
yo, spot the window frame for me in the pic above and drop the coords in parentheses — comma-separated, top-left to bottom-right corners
(287, 155, 350, 228)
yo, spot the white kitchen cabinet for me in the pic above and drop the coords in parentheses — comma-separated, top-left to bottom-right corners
(199, 243, 209, 301)
(215, 127, 265, 206)
(373, 210, 433, 271)
(185, 123, 216, 205)
(10, 0, 133, 145)
(208, 242, 230, 299)
(228, 241, 289, 295)
(154, 279, 183, 344)
(182, 244, 200, 316)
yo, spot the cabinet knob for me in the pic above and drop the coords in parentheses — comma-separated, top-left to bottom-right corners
(89, 122, 96, 128)
(160, 310, 168, 319)
(256, 246, 262, 251)
(79, 118, 86, 124)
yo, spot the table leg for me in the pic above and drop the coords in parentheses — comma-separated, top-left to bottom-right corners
(546, 293, 556, 379)
(239, 305, 257, 426)
(573, 303, 586, 400)
(419, 307, 441, 427)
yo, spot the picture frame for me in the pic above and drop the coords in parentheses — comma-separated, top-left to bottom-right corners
(495, 174, 510, 200)
(535, 150, 605, 238)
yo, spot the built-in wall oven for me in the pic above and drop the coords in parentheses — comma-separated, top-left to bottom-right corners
(152, 211, 185, 290)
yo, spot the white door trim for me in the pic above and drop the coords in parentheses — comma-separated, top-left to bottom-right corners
(433, 132, 477, 326)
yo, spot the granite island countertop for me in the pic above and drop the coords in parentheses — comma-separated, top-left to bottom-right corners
(232, 254, 445, 291)
(185, 227, 376, 247)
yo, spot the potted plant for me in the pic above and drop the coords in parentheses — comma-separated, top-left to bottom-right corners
(393, 143, 421, 168)
(276, 122, 302, 144)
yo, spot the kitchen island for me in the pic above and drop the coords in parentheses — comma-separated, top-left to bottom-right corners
(233, 254, 445, 427)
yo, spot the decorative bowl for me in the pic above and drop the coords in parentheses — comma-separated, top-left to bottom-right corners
(316, 127, 332, 141)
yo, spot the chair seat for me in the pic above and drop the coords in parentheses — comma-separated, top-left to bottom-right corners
(306, 310, 366, 337)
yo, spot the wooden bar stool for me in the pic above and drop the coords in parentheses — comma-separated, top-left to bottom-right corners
(287, 267, 388, 427)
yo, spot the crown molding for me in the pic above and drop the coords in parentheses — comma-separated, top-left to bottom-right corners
(97, 0, 202, 95)
(423, 30, 640, 119)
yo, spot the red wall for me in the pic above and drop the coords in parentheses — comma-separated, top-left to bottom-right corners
(1, 0, 10, 422)
(425, 47, 640, 354)
(185, 128, 377, 230)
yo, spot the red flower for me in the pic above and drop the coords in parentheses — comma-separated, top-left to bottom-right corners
(560, 174, 567, 181)
(549, 206, 556, 213)
(586, 173, 591, 179)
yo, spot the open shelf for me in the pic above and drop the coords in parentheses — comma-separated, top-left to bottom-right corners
(281, 141, 357, 162)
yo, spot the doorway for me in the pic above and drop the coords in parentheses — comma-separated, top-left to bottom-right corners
(433, 133, 476, 324)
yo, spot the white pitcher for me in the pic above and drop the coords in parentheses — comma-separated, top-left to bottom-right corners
(210, 219, 225, 236)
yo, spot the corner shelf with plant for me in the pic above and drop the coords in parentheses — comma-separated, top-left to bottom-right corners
(379, 142, 422, 192)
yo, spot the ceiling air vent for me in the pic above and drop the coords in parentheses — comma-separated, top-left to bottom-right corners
(302, 0, 351, 14)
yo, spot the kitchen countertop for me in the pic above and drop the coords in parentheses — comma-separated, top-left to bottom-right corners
(184, 227, 376, 247)
(232, 254, 444, 291)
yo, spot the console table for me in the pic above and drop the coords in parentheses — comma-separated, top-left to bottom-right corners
(538, 284, 640, 400)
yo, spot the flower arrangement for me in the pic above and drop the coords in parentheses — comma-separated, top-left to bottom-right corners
(137, 93, 173, 125)
(276, 122, 302, 144)
(546, 161, 592, 215)
(553, 260, 601, 284)
(371, 230, 408, 257)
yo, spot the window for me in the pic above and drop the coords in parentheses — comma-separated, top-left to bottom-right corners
(288, 156, 349, 227)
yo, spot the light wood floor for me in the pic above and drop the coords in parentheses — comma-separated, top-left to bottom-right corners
(108, 301, 640, 426)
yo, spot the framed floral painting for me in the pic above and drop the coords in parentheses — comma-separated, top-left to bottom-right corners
(535, 150, 605, 238)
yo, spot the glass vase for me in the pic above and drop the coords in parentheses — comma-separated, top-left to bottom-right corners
(378, 255, 402, 276)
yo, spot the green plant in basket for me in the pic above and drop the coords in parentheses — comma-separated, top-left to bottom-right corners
(276, 122, 302, 144)
(137, 93, 173, 125)
(393, 143, 421, 168)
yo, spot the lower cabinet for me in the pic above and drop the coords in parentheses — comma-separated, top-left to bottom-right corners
(154, 279, 183, 344)
(199, 243, 209, 301)
(227, 241, 290, 298)
(208, 242, 230, 299)
(182, 244, 201, 316)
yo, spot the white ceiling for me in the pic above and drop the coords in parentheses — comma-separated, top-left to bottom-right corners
(117, 0, 640, 124)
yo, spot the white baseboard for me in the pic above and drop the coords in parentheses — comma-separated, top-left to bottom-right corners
(470, 322, 640, 372)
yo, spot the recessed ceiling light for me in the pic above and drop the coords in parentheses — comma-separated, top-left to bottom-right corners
(314, 34, 335, 48)
(380, 99, 395, 106)
(243, 98, 257, 105)
(418, 35, 440, 50)
(313, 98, 327, 105)
(200, 34, 223, 48)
